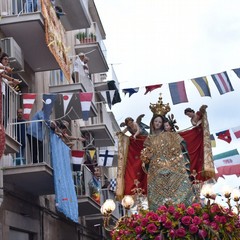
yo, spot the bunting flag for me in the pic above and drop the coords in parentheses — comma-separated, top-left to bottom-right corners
(191, 77, 211, 97)
(169, 81, 188, 105)
(210, 134, 216, 148)
(109, 178, 117, 192)
(214, 149, 240, 178)
(62, 93, 73, 114)
(144, 84, 162, 95)
(216, 130, 232, 143)
(211, 71, 234, 95)
(122, 88, 139, 97)
(22, 93, 37, 120)
(107, 80, 121, 105)
(231, 126, 240, 139)
(232, 68, 240, 79)
(88, 149, 96, 161)
(71, 150, 85, 165)
(79, 92, 93, 121)
(42, 94, 57, 120)
(100, 90, 115, 109)
(98, 149, 114, 167)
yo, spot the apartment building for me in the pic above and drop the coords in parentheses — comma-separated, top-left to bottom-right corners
(0, 0, 121, 239)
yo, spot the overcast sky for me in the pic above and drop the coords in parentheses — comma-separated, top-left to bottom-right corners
(95, 0, 240, 162)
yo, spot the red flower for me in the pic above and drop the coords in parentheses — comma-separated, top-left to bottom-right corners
(192, 216, 202, 225)
(167, 205, 175, 214)
(175, 227, 186, 237)
(189, 224, 199, 234)
(164, 220, 172, 229)
(198, 229, 207, 238)
(210, 222, 219, 231)
(181, 216, 192, 226)
(146, 223, 157, 234)
(186, 207, 195, 215)
(135, 226, 143, 234)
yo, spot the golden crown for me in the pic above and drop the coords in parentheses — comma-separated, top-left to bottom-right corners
(149, 94, 171, 116)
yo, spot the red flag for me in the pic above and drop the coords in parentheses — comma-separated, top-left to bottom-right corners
(22, 93, 37, 120)
(79, 92, 93, 121)
(71, 150, 85, 165)
(216, 130, 232, 143)
(144, 84, 162, 95)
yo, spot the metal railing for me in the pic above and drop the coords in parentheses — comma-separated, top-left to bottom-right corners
(6, 120, 52, 166)
(1, 80, 19, 138)
(49, 68, 94, 93)
(73, 165, 119, 207)
(0, 0, 41, 16)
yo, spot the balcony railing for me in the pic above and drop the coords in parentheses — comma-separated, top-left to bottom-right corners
(73, 165, 112, 205)
(0, 0, 41, 16)
(50, 64, 94, 93)
(5, 120, 52, 166)
(1, 80, 19, 139)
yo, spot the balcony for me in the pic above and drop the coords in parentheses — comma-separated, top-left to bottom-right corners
(55, 0, 91, 31)
(3, 121, 54, 196)
(80, 103, 115, 147)
(75, 29, 108, 74)
(0, 1, 60, 72)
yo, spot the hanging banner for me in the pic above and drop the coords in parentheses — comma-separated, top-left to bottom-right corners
(41, 0, 71, 81)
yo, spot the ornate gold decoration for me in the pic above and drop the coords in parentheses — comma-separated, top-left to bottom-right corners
(149, 94, 171, 116)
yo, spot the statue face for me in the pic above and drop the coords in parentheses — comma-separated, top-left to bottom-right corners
(153, 116, 163, 130)
(164, 122, 172, 132)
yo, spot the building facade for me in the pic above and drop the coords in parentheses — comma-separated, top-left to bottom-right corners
(0, 1, 121, 239)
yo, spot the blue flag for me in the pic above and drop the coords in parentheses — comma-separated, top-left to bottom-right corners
(43, 94, 57, 120)
(191, 77, 211, 97)
(122, 88, 139, 97)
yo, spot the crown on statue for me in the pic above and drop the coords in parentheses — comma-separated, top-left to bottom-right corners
(149, 94, 171, 116)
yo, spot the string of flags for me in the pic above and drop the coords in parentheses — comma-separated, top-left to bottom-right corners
(121, 68, 240, 105)
(213, 149, 240, 179)
(210, 126, 240, 147)
(71, 148, 115, 170)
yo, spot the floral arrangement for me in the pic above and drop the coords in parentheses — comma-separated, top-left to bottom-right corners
(111, 202, 240, 240)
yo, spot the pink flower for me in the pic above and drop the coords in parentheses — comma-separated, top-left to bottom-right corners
(219, 216, 227, 224)
(141, 218, 149, 226)
(210, 204, 220, 213)
(164, 220, 172, 229)
(169, 229, 176, 238)
(191, 203, 201, 209)
(154, 234, 164, 240)
(157, 205, 167, 212)
(175, 227, 186, 237)
(146, 223, 157, 234)
(135, 226, 143, 234)
(192, 216, 202, 225)
(187, 207, 195, 215)
(177, 203, 186, 211)
(198, 229, 207, 238)
(189, 224, 199, 234)
(147, 212, 159, 221)
(210, 222, 219, 231)
(173, 211, 182, 219)
(181, 216, 192, 225)
(202, 212, 209, 220)
(168, 205, 175, 214)
(159, 214, 167, 223)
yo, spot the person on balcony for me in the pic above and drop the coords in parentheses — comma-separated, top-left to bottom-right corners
(26, 0, 39, 13)
(27, 109, 45, 163)
(0, 53, 21, 128)
(56, 120, 85, 149)
(16, 108, 27, 164)
(72, 53, 85, 83)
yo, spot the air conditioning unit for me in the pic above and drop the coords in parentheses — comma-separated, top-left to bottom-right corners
(0, 37, 24, 72)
